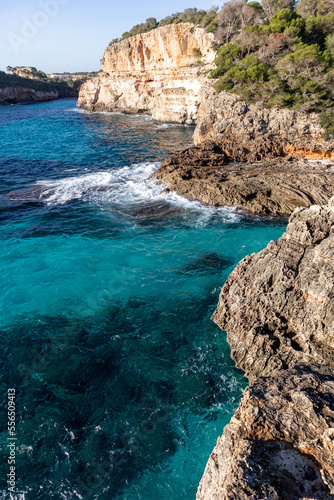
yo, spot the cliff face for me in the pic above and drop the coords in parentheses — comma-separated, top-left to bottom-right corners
(77, 23, 215, 124)
(198, 198, 334, 499)
(197, 363, 334, 500)
(212, 199, 334, 380)
(193, 85, 324, 145)
(0, 87, 58, 105)
(101, 23, 214, 72)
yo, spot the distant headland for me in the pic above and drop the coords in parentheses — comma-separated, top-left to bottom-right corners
(0, 66, 100, 105)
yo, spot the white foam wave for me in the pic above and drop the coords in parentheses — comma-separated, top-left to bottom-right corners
(32, 162, 240, 223)
(36, 170, 122, 205)
(155, 123, 184, 129)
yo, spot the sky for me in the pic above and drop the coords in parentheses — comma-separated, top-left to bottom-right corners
(0, 0, 221, 73)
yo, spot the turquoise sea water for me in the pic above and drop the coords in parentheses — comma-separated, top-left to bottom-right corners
(0, 99, 286, 499)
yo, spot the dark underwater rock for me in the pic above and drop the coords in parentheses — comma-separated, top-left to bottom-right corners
(178, 252, 234, 275)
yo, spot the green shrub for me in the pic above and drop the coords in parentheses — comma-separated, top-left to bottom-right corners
(211, 4, 334, 136)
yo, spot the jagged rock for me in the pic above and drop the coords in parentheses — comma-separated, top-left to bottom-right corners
(77, 23, 216, 124)
(193, 85, 325, 145)
(197, 363, 334, 500)
(197, 199, 334, 499)
(153, 137, 334, 215)
(212, 199, 334, 380)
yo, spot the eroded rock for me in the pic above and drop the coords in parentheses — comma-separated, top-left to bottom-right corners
(77, 23, 216, 124)
(153, 137, 334, 215)
(193, 85, 325, 145)
(0, 87, 59, 105)
(197, 364, 334, 500)
(212, 199, 334, 380)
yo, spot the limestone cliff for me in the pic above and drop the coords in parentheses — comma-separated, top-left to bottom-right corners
(193, 85, 325, 145)
(77, 23, 215, 124)
(0, 86, 58, 105)
(198, 198, 334, 499)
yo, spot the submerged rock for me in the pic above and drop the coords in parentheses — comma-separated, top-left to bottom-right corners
(197, 363, 334, 500)
(178, 252, 234, 275)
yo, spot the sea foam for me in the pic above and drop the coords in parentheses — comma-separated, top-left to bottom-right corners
(8, 163, 240, 224)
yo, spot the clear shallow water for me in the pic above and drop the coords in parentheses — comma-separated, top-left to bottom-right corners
(0, 100, 286, 499)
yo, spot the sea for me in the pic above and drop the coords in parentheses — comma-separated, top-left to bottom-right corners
(0, 99, 286, 499)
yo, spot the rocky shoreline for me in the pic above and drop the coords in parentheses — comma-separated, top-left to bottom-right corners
(153, 135, 334, 216)
(76, 23, 334, 495)
(197, 363, 334, 500)
(197, 198, 334, 499)
(0, 87, 59, 105)
(150, 81, 334, 500)
(0, 67, 89, 105)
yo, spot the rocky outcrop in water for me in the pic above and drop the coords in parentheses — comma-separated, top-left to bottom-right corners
(197, 198, 334, 499)
(212, 199, 334, 380)
(193, 85, 325, 146)
(77, 23, 215, 124)
(153, 136, 334, 215)
(197, 363, 334, 500)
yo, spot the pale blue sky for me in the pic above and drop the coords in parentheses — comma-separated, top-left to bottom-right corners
(0, 0, 221, 73)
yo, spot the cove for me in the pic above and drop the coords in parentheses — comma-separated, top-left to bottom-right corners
(0, 99, 286, 499)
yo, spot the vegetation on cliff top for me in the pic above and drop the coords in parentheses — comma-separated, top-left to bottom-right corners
(0, 71, 53, 91)
(108, 1, 334, 136)
(0, 68, 89, 99)
(108, 7, 219, 45)
(212, 0, 334, 135)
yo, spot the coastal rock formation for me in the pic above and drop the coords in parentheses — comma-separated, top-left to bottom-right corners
(77, 23, 215, 124)
(197, 363, 334, 500)
(212, 198, 334, 380)
(11, 66, 47, 80)
(197, 198, 334, 499)
(153, 136, 334, 215)
(193, 85, 325, 145)
(0, 87, 59, 105)
(0, 66, 89, 104)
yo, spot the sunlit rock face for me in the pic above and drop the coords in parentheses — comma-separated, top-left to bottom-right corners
(77, 23, 215, 125)
(193, 85, 325, 146)
(197, 363, 334, 500)
(197, 198, 334, 500)
(212, 198, 334, 380)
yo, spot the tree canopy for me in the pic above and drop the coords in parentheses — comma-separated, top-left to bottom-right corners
(107, 1, 334, 135)
(212, 0, 334, 135)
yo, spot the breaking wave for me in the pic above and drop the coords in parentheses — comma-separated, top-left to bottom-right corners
(7, 163, 241, 224)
